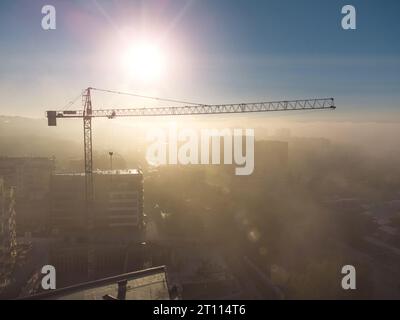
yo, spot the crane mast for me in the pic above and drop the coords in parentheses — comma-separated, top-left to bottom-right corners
(83, 88, 93, 209)
(82, 88, 95, 277)
(46, 87, 336, 279)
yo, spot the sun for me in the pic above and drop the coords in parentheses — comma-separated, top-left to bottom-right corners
(122, 42, 166, 82)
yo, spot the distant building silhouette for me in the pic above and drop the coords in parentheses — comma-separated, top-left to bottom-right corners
(0, 157, 55, 235)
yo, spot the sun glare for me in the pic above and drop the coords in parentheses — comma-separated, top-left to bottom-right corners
(122, 42, 166, 82)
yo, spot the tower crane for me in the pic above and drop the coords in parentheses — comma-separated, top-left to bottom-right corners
(46, 87, 335, 278)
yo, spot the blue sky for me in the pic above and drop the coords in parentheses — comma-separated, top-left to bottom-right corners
(0, 0, 399, 120)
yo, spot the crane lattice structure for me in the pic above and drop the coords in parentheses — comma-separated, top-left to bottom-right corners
(47, 87, 336, 278)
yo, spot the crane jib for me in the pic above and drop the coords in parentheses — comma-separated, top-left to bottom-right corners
(46, 98, 335, 126)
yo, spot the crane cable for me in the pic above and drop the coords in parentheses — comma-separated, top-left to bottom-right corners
(63, 88, 333, 116)
(90, 87, 205, 106)
(62, 90, 85, 110)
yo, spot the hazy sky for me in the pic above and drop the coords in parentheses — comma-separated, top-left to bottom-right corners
(0, 0, 399, 120)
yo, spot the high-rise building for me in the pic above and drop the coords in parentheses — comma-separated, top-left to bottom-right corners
(49, 170, 145, 286)
(0, 157, 55, 234)
(0, 178, 17, 292)
(50, 169, 144, 242)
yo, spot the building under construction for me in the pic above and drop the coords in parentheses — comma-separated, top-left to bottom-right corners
(49, 169, 146, 286)
(50, 169, 144, 242)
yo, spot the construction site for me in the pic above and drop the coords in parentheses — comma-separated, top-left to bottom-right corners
(1, 0, 400, 302)
(0, 86, 338, 299)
